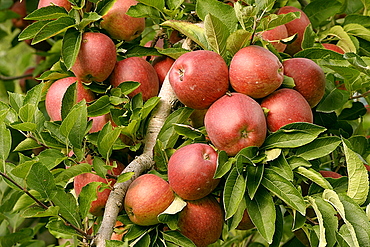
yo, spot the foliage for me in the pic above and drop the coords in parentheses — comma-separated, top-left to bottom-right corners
(1, 0, 370, 246)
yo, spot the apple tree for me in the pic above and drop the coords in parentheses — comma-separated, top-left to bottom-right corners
(1, 0, 370, 246)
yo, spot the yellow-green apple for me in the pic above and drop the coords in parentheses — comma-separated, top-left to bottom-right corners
(37, 0, 72, 10)
(260, 88, 313, 132)
(204, 93, 267, 156)
(319, 170, 342, 178)
(322, 43, 345, 54)
(167, 143, 220, 201)
(229, 45, 284, 99)
(168, 50, 229, 110)
(177, 195, 224, 247)
(124, 174, 175, 226)
(74, 159, 125, 216)
(151, 55, 175, 88)
(109, 57, 159, 101)
(261, 25, 289, 52)
(45, 77, 95, 121)
(100, 0, 145, 41)
(71, 32, 116, 83)
(236, 208, 255, 230)
(277, 6, 311, 55)
(283, 58, 326, 108)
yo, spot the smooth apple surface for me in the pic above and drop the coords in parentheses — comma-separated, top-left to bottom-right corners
(10, 0, 30, 29)
(322, 43, 345, 54)
(236, 208, 255, 230)
(109, 57, 159, 101)
(151, 56, 175, 88)
(260, 88, 313, 132)
(89, 114, 112, 133)
(319, 170, 342, 179)
(177, 195, 224, 247)
(45, 77, 95, 121)
(229, 45, 284, 99)
(283, 58, 326, 108)
(167, 143, 220, 201)
(261, 24, 289, 52)
(169, 50, 229, 110)
(37, 0, 72, 10)
(100, 0, 145, 41)
(277, 6, 311, 55)
(204, 93, 267, 156)
(124, 174, 175, 226)
(71, 32, 116, 83)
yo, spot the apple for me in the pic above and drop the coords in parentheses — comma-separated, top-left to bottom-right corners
(236, 208, 255, 230)
(167, 143, 220, 201)
(10, 0, 30, 29)
(260, 88, 313, 132)
(19, 67, 39, 92)
(89, 114, 112, 133)
(111, 220, 126, 240)
(169, 30, 183, 44)
(74, 159, 125, 216)
(124, 174, 175, 226)
(283, 58, 326, 108)
(322, 43, 345, 54)
(151, 55, 175, 88)
(71, 32, 117, 83)
(261, 24, 289, 52)
(100, 0, 145, 41)
(177, 195, 224, 247)
(45, 77, 95, 121)
(204, 93, 267, 156)
(277, 6, 311, 55)
(229, 45, 284, 99)
(109, 57, 160, 101)
(168, 50, 229, 110)
(37, 0, 72, 10)
(319, 170, 342, 178)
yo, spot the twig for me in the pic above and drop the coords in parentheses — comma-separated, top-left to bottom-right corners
(0, 73, 33, 81)
(350, 90, 370, 100)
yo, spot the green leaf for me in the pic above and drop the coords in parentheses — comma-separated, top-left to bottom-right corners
(0, 123, 11, 163)
(88, 95, 113, 117)
(26, 163, 57, 200)
(322, 25, 356, 53)
(98, 123, 121, 159)
(246, 164, 264, 199)
(159, 48, 189, 59)
(296, 167, 333, 190)
(22, 205, 60, 218)
(54, 162, 92, 183)
(24, 82, 44, 106)
(116, 172, 134, 183)
(295, 136, 341, 160)
(78, 181, 100, 219)
(13, 138, 43, 152)
(214, 151, 235, 179)
(163, 230, 196, 247)
(32, 17, 76, 45)
(92, 156, 107, 179)
(140, 97, 160, 120)
(344, 23, 370, 42)
(126, 3, 161, 19)
(223, 167, 246, 219)
(343, 52, 370, 76)
(138, 0, 164, 10)
(338, 102, 367, 121)
(116, 81, 141, 96)
(37, 149, 67, 170)
(268, 154, 294, 182)
(19, 104, 36, 123)
(304, 0, 342, 28)
(25, 6, 69, 20)
(62, 28, 82, 70)
(343, 140, 369, 205)
(52, 189, 82, 228)
(316, 85, 350, 113)
(226, 29, 252, 56)
(257, 12, 301, 32)
(261, 168, 306, 214)
(78, 11, 102, 30)
(46, 217, 81, 239)
(158, 195, 186, 229)
(204, 14, 229, 58)
(10, 122, 37, 132)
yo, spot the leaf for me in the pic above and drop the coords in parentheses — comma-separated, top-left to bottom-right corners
(116, 172, 134, 183)
(26, 162, 57, 200)
(295, 136, 341, 160)
(46, 218, 81, 239)
(163, 230, 196, 247)
(158, 195, 186, 229)
(344, 52, 370, 76)
(138, 0, 164, 10)
(32, 17, 76, 45)
(304, 0, 342, 28)
(294, 47, 344, 60)
(268, 153, 294, 182)
(158, 48, 189, 59)
(223, 167, 246, 219)
(344, 23, 370, 42)
(98, 123, 121, 159)
(37, 149, 67, 170)
(343, 140, 369, 205)
(13, 138, 43, 152)
(322, 25, 356, 53)
(19, 104, 36, 123)
(52, 189, 82, 228)
(126, 3, 161, 19)
(54, 162, 92, 183)
(78, 181, 100, 219)
(62, 28, 82, 70)
(0, 123, 11, 163)
(24, 6, 68, 20)
(204, 14, 229, 58)
(78, 11, 102, 30)
(24, 82, 44, 106)
(87, 95, 113, 117)
(226, 29, 252, 56)
(214, 151, 235, 179)
(316, 85, 350, 113)
(296, 167, 333, 190)
(246, 164, 264, 199)
(261, 168, 306, 214)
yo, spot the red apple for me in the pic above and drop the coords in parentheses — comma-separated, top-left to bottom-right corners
(322, 43, 345, 54)
(111, 220, 126, 240)
(45, 77, 95, 121)
(283, 58, 326, 108)
(319, 170, 342, 179)
(89, 114, 112, 133)
(19, 67, 39, 92)
(167, 143, 220, 201)
(10, 0, 30, 29)
(261, 24, 289, 52)
(74, 159, 125, 216)
(260, 88, 313, 132)
(100, 0, 145, 41)
(71, 32, 116, 83)
(204, 93, 267, 156)
(109, 57, 159, 101)
(236, 208, 255, 230)
(277, 6, 311, 55)
(37, 0, 72, 10)
(151, 55, 175, 88)
(124, 174, 175, 226)
(364, 164, 370, 172)
(229, 45, 284, 99)
(169, 50, 229, 110)
(177, 195, 224, 247)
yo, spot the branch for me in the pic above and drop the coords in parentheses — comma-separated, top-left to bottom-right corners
(0, 73, 33, 81)
(93, 70, 178, 247)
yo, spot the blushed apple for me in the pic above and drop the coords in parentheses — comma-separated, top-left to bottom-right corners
(177, 195, 224, 247)
(204, 93, 267, 156)
(319, 170, 342, 179)
(45, 77, 95, 121)
(283, 57, 326, 108)
(260, 88, 313, 132)
(109, 57, 160, 101)
(71, 32, 117, 83)
(37, 0, 72, 10)
(152, 55, 175, 88)
(261, 24, 289, 52)
(169, 50, 229, 110)
(229, 45, 284, 99)
(89, 114, 112, 133)
(100, 0, 145, 41)
(124, 174, 175, 226)
(167, 143, 220, 201)
(10, 0, 30, 29)
(322, 43, 345, 54)
(236, 208, 255, 230)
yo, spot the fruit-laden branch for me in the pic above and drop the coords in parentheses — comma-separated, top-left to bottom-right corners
(93, 71, 178, 247)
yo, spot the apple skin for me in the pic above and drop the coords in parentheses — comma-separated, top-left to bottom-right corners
(204, 92, 267, 156)
(319, 170, 342, 178)
(71, 32, 117, 83)
(229, 45, 284, 99)
(168, 50, 229, 110)
(322, 43, 345, 54)
(100, 0, 145, 41)
(89, 114, 112, 133)
(37, 0, 72, 10)
(10, 0, 31, 29)
(261, 24, 289, 52)
(167, 143, 220, 201)
(283, 58, 326, 108)
(177, 195, 224, 247)
(277, 6, 311, 55)
(124, 174, 175, 226)
(236, 208, 255, 230)
(74, 159, 125, 216)
(151, 55, 175, 88)
(45, 77, 95, 121)
(109, 57, 160, 101)
(260, 88, 313, 132)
